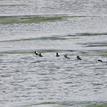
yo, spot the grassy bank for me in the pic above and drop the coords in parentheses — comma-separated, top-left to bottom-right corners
(0, 16, 64, 24)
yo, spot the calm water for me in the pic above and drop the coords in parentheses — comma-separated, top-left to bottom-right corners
(0, 0, 107, 16)
(0, 0, 107, 107)
(0, 16, 107, 107)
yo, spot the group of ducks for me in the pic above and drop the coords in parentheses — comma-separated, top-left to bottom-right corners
(56, 52, 82, 60)
(34, 51, 81, 60)
(34, 51, 103, 62)
(34, 51, 102, 62)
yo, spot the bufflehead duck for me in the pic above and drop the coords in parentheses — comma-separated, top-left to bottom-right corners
(34, 51, 38, 55)
(77, 56, 82, 60)
(56, 53, 60, 57)
(64, 54, 70, 59)
(98, 59, 103, 62)
(38, 53, 43, 57)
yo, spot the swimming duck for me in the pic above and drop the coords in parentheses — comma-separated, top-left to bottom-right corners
(64, 54, 70, 59)
(97, 59, 103, 62)
(38, 53, 43, 57)
(77, 56, 82, 60)
(56, 53, 60, 57)
(34, 51, 38, 55)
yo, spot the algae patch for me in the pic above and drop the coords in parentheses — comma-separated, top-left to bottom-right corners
(0, 15, 64, 24)
(87, 103, 107, 107)
(0, 15, 95, 24)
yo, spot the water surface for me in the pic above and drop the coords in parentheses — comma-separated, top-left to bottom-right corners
(0, 1, 107, 107)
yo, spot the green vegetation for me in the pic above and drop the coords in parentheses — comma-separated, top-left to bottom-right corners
(0, 15, 94, 24)
(100, 51, 107, 57)
(87, 103, 107, 107)
(0, 16, 64, 24)
(102, 53, 107, 57)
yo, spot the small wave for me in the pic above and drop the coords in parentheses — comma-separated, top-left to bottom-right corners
(1, 32, 107, 43)
(22, 101, 107, 107)
(0, 49, 74, 54)
(66, 32, 107, 36)
(23, 101, 80, 107)
(0, 4, 28, 7)
(83, 42, 107, 47)
(0, 36, 68, 43)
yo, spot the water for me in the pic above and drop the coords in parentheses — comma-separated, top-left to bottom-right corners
(0, 0, 107, 107)
(0, 0, 107, 16)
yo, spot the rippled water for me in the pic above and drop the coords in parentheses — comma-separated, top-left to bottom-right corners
(1, 52, 107, 107)
(0, 0, 107, 16)
(0, 16, 107, 107)
(0, 0, 107, 107)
